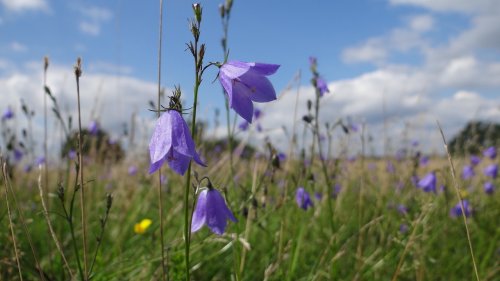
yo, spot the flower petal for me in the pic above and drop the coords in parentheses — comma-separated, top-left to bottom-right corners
(149, 156, 166, 174)
(220, 61, 251, 79)
(238, 71, 277, 103)
(169, 110, 193, 157)
(230, 82, 254, 123)
(149, 112, 172, 163)
(248, 63, 280, 76)
(205, 189, 231, 235)
(167, 151, 191, 175)
(191, 190, 208, 233)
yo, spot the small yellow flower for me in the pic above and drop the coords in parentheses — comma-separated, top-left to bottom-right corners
(459, 189, 469, 199)
(134, 219, 152, 234)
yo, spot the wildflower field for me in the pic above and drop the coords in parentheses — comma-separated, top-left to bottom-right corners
(1, 1, 499, 280)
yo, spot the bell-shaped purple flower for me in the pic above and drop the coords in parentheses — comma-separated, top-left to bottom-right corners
(315, 77, 329, 97)
(417, 172, 436, 193)
(484, 181, 494, 195)
(461, 165, 475, 180)
(2, 107, 14, 120)
(296, 187, 313, 210)
(420, 156, 429, 166)
(149, 110, 206, 175)
(450, 200, 472, 218)
(88, 120, 99, 136)
(470, 155, 481, 166)
(386, 161, 395, 174)
(484, 164, 498, 179)
(191, 187, 237, 235)
(13, 149, 23, 161)
(253, 108, 262, 120)
(238, 121, 249, 131)
(128, 165, 138, 176)
(483, 146, 496, 159)
(219, 61, 280, 123)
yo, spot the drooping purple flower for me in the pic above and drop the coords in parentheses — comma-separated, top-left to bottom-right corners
(309, 56, 317, 66)
(218, 61, 280, 123)
(2, 107, 14, 120)
(315, 77, 329, 96)
(295, 187, 313, 210)
(483, 146, 496, 159)
(397, 204, 408, 215)
(238, 121, 249, 131)
(35, 156, 46, 166)
(88, 120, 99, 136)
(417, 172, 436, 193)
(314, 192, 322, 201)
(470, 155, 481, 166)
(128, 165, 138, 176)
(68, 149, 77, 160)
(461, 165, 475, 180)
(386, 161, 395, 174)
(13, 149, 23, 161)
(420, 156, 429, 166)
(277, 152, 287, 162)
(149, 110, 206, 175)
(484, 181, 494, 195)
(253, 108, 262, 120)
(484, 164, 498, 179)
(332, 183, 342, 198)
(256, 124, 263, 132)
(24, 164, 32, 173)
(191, 187, 237, 235)
(399, 223, 409, 234)
(411, 140, 419, 147)
(450, 200, 472, 218)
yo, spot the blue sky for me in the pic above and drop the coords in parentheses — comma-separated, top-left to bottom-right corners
(1, 0, 500, 156)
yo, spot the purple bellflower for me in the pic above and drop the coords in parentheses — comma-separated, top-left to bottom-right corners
(191, 185, 237, 235)
(417, 172, 436, 193)
(484, 181, 494, 195)
(470, 155, 481, 166)
(88, 120, 99, 136)
(461, 165, 475, 180)
(253, 108, 262, 120)
(450, 200, 472, 218)
(149, 110, 206, 175)
(420, 156, 429, 166)
(218, 61, 280, 123)
(483, 146, 496, 159)
(13, 149, 23, 161)
(315, 77, 329, 96)
(128, 165, 138, 176)
(296, 187, 313, 210)
(238, 121, 249, 131)
(2, 107, 14, 120)
(484, 164, 498, 179)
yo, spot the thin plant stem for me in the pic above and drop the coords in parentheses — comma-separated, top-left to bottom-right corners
(43, 57, 49, 207)
(156, 0, 167, 280)
(2, 163, 24, 281)
(436, 121, 480, 281)
(74, 57, 89, 280)
(36, 166, 74, 279)
(2, 162, 45, 281)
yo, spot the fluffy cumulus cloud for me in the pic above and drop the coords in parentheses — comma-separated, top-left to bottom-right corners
(77, 5, 113, 36)
(0, 0, 48, 12)
(248, 1, 500, 155)
(0, 59, 159, 159)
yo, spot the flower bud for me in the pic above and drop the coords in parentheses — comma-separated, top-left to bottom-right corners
(219, 3, 225, 18)
(192, 3, 202, 23)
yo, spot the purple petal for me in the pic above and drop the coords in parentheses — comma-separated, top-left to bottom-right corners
(167, 151, 192, 175)
(193, 150, 207, 167)
(191, 190, 208, 233)
(149, 112, 172, 163)
(169, 110, 193, 157)
(239, 71, 277, 103)
(149, 157, 166, 174)
(220, 61, 251, 79)
(248, 62, 280, 75)
(230, 82, 254, 123)
(206, 190, 229, 235)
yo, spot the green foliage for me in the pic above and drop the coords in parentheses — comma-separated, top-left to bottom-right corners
(449, 121, 500, 155)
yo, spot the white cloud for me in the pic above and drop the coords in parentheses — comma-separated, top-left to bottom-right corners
(9, 41, 28, 52)
(389, 0, 500, 15)
(77, 5, 113, 36)
(0, 60, 159, 157)
(0, 0, 48, 12)
(79, 21, 100, 36)
(408, 14, 434, 32)
(341, 39, 387, 64)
